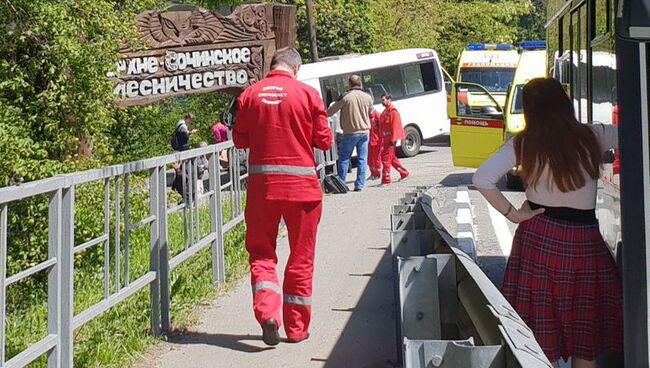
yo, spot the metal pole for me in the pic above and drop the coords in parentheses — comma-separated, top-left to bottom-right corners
(305, 0, 319, 62)
(115, 177, 121, 292)
(208, 149, 225, 285)
(149, 168, 161, 336)
(0, 204, 8, 366)
(124, 174, 130, 287)
(47, 190, 62, 367)
(158, 168, 171, 333)
(60, 186, 75, 367)
(103, 179, 110, 299)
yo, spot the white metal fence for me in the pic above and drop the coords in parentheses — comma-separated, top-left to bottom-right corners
(0, 141, 248, 368)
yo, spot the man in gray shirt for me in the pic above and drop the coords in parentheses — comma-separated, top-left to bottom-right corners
(327, 75, 374, 191)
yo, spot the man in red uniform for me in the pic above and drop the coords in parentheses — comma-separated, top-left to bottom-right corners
(380, 94, 409, 184)
(368, 107, 383, 180)
(233, 47, 332, 346)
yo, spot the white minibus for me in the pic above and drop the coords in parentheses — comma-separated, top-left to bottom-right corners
(297, 48, 449, 157)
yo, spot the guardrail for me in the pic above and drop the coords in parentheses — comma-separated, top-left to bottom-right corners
(390, 187, 553, 368)
(0, 141, 249, 368)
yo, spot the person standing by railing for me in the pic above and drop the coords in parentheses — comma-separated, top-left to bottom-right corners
(171, 112, 198, 152)
(473, 78, 622, 368)
(233, 47, 332, 346)
(327, 74, 373, 192)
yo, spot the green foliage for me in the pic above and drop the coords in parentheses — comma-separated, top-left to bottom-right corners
(275, 0, 375, 60)
(371, 0, 545, 73)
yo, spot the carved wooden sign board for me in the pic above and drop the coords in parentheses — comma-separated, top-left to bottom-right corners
(112, 4, 297, 107)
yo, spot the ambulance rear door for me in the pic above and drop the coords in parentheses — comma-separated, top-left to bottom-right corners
(450, 82, 506, 168)
(442, 67, 455, 119)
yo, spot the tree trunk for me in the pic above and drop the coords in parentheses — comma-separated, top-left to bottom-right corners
(305, 0, 319, 62)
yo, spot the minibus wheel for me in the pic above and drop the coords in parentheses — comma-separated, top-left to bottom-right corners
(398, 126, 421, 158)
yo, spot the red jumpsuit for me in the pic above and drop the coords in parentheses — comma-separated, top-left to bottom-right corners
(380, 104, 409, 184)
(368, 110, 383, 178)
(234, 70, 332, 341)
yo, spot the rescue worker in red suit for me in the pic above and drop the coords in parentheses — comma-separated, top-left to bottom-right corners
(368, 107, 383, 180)
(380, 94, 410, 184)
(233, 48, 332, 346)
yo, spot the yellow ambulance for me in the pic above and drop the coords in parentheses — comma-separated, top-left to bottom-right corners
(455, 43, 520, 109)
(449, 41, 547, 174)
(503, 41, 547, 135)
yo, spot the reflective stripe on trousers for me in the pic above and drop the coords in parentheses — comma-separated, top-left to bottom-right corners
(253, 284, 311, 306)
(284, 294, 312, 306)
(252, 281, 282, 295)
(249, 164, 316, 176)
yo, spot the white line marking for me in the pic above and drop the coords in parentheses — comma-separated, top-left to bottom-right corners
(487, 203, 514, 256)
(456, 191, 470, 204)
(456, 208, 473, 224)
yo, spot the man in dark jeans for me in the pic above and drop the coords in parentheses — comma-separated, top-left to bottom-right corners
(327, 75, 373, 191)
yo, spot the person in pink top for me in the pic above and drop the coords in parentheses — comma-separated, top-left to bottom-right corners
(210, 121, 230, 168)
(211, 122, 229, 143)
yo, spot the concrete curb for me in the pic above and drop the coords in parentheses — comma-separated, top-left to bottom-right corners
(454, 186, 477, 260)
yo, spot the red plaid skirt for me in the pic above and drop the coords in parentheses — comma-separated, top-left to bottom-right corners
(502, 214, 623, 362)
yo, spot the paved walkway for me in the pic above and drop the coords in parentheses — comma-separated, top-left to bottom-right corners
(136, 142, 459, 368)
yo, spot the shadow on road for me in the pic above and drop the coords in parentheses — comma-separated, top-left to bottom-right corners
(439, 172, 474, 187)
(423, 135, 450, 147)
(166, 331, 274, 354)
(321, 246, 398, 368)
(476, 255, 508, 289)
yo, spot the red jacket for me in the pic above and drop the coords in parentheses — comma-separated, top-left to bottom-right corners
(234, 70, 332, 201)
(380, 104, 405, 143)
(369, 110, 382, 146)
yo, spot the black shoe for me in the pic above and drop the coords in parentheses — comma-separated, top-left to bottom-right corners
(262, 319, 280, 346)
(353, 187, 362, 192)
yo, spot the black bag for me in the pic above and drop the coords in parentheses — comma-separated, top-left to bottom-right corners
(171, 124, 190, 151)
(171, 125, 182, 151)
(323, 174, 349, 194)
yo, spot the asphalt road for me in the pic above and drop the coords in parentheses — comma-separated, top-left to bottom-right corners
(134, 137, 525, 368)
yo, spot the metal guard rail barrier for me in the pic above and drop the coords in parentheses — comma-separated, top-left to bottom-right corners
(390, 187, 553, 368)
(0, 136, 333, 368)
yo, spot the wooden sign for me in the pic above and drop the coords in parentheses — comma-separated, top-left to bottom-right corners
(111, 4, 297, 107)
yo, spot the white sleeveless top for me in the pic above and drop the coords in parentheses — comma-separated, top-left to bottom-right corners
(472, 124, 618, 210)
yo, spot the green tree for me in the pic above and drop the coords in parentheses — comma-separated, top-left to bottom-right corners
(372, 0, 545, 73)
(275, 0, 375, 60)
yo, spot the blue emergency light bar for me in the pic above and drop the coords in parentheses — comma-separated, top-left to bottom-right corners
(520, 40, 546, 50)
(466, 43, 515, 51)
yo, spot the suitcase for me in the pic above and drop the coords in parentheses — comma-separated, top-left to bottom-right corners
(323, 174, 349, 194)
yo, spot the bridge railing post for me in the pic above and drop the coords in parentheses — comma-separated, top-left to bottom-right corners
(209, 148, 225, 286)
(157, 166, 171, 333)
(1, 203, 8, 367)
(46, 189, 62, 367)
(59, 185, 75, 367)
(149, 167, 161, 336)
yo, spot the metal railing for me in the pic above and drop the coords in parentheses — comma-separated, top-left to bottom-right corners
(0, 130, 338, 368)
(0, 141, 248, 368)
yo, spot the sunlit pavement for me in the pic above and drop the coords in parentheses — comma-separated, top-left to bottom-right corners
(134, 137, 526, 368)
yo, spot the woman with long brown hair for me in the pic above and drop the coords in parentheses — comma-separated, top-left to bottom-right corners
(473, 78, 622, 368)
